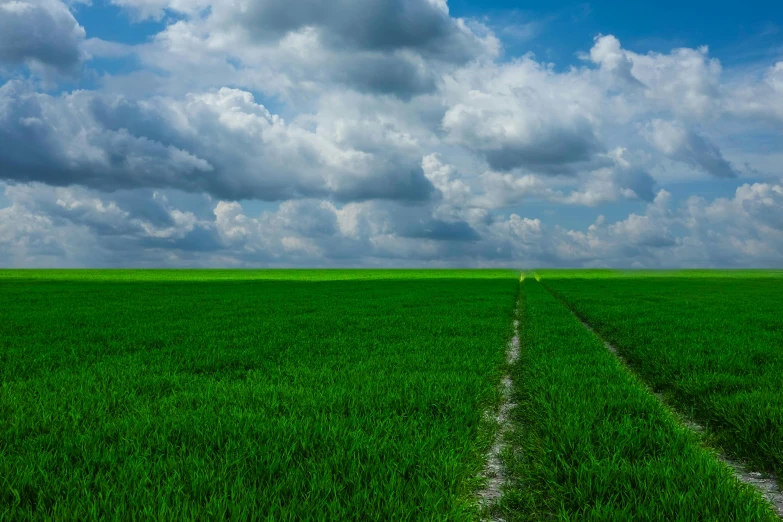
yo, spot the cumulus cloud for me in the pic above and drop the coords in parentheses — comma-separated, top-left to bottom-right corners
(1, 0, 782, 268)
(441, 57, 605, 173)
(0, 81, 434, 202)
(0, 0, 86, 73)
(588, 34, 644, 88)
(3, 180, 783, 267)
(107, 0, 211, 20)
(125, 0, 499, 99)
(0, 183, 227, 266)
(476, 147, 655, 208)
(207, 181, 783, 268)
(641, 119, 738, 178)
(207, 0, 490, 63)
(587, 35, 722, 119)
(4, 184, 213, 241)
(725, 61, 783, 124)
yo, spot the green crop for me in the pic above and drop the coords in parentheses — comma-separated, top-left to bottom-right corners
(541, 274, 783, 488)
(0, 272, 519, 521)
(0, 268, 518, 282)
(495, 280, 778, 521)
(533, 269, 783, 279)
(4, 269, 780, 521)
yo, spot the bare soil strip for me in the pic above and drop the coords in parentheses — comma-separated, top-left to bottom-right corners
(476, 311, 520, 519)
(540, 284, 783, 518)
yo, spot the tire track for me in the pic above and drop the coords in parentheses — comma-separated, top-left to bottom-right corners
(540, 281, 783, 519)
(476, 302, 520, 520)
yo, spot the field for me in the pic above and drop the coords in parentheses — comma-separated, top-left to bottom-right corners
(498, 279, 778, 521)
(540, 272, 783, 485)
(1, 270, 519, 520)
(2, 269, 782, 521)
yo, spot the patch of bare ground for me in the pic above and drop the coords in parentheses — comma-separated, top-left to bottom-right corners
(476, 315, 520, 520)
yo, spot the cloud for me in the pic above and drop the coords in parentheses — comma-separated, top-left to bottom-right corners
(476, 147, 656, 208)
(3, 180, 783, 267)
(0, 0, 86, 73)
(0, 183, 227, 266)
(208, 0, 489, 63)
(402, 218, 480, 241)
(2, 0, 783, 269)
(606, 191, 676, 248)
(82, 38, 135, 60)
(588, 34, 645, 88)
(0, 80, 215, 192)
(441, 57, 605, 173)
(725, 61, 783, 124)
(4, 184, 210, 240)
(0, 81, 434, 202)
(107, 0, 212, 21)
(641, 119, 738, 178)
(122, 0, 499, 99)
(327, 51, 438, 98)
(587, 35, 722, 119)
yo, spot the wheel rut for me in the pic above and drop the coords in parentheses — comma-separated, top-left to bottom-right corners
(476, 303, 520, 521)
(539, 281, 783, 519)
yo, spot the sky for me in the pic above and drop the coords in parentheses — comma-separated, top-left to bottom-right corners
(0, 0, 782, 268)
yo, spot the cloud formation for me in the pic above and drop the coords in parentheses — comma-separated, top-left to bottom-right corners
(3, 180, 783, 268)
(0, 82, 434, 202)
(0, 0, 85, 73)
(1, 0, 782, 267)
(642, 119, 738, 178)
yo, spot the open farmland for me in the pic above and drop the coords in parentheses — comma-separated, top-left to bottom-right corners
(0, 270, 519, 520)
(2, 269, 782, 521)
(495, 279, 778, 521)
(540, 271, 783, 486)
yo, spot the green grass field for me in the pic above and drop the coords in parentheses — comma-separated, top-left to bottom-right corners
(497, 280, 778, 521)
(1, 271, 519, 520)
(540, 273, 783, 486)
(0, 269, 518, 282)
(2, 269, 781, 520)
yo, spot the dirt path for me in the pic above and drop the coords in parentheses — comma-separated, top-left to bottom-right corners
(476, 306, 520, 520)
(540, 283, 783, 519)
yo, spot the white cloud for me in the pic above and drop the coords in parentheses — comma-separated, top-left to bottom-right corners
(441, 56, 605, 173)
(2, 180, 783, 267)
(125, 0, 499, 100)
(588, 35, 722, 120)
(641, 119, 738, 178)
(725, 61, 783, 124)
(0, 82, 434, 202)
(1, 0, 782, 267)
(82, 38, 135, 59)
(0, 0, 85, 73)
(107, 0, 211, 21)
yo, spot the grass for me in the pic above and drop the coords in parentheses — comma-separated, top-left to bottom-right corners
(496, 279, 778, 521)
(533, 269, 783, 279)
(541, 274, 783, 485)
(0, 269, 518, 282)
(4, 268, 781, 520)
(0, 271, 519, 521)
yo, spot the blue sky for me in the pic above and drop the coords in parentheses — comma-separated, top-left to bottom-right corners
(1, 0, 782, 268)
(459, 0, 783, 71)
(75, 2, 165, 44)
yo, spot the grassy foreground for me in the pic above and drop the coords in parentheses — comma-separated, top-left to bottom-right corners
(497, 280, 778, 521)
(543, 275, 783, 484)
(1, 271, 519, 520)
(0, 269, 517, 282)
(535, 269, 783, 279)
